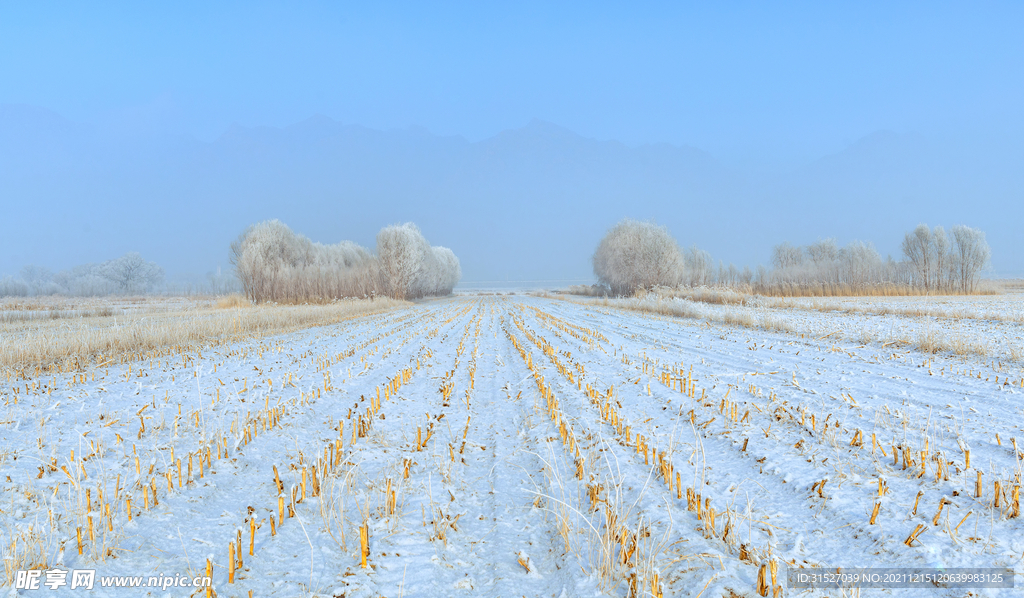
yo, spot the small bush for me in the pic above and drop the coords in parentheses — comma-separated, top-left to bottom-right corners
(592, 219, 684, 296)
(231, 220, 461, 303)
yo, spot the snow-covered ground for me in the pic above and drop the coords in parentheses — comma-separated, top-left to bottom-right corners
(767, 295, 1024, 361)
(2, 295, 1022, 597)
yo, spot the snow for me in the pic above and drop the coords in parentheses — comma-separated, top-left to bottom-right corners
(2, 295, 1022, 596)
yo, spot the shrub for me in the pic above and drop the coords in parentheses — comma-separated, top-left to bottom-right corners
(232, 220, 461, 303)
(231, 220, 380, 303)
(376, 223, 461, 300)
(592, 219, 684, 296)
(0, 276, 29, 297)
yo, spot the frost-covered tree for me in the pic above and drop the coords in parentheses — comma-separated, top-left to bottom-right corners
(686, 246, 713, 287)
(231, 219, 459, 303)
(0, 276, 29, 297)
(19, 265, 59, 295)
(376, 224, 461, 300)
(951, 225, 991, 293)
(933, 226, 951, 291)
(805, 238, 839, 266)
(899, 224, 990, 293)
(431, 247, 462, 296)
(838, 241, 882, 288)
(206, 267, 240, 295)
(764, 237, 894, 293)
(377, 223, 428, 300)
(232, 220, 382, 303)
(54, 263, 117, 296)
(3, 255, 168, 297)
(902, 224, 934, 290)
(770, 242, 804, 270)
(99, 252, 165, 294)
(231, 220, 300, 302)
(592, 219, 684, 296)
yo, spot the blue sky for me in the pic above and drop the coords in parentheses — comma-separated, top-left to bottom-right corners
(3, 2, 1021, 167)
(2, 2, 1022, 282)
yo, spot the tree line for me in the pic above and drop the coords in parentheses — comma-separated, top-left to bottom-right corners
(230, 220, 461, 303)
(0, 252, 164, 297)
(590, 219, 992, 296)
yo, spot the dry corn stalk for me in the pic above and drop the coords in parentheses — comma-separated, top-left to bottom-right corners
(904, 524, 925, 546)
(954, 511, 973, 534)
(517, 553, 531, 573)
(932, 498, 949, 526)
(757, 563, 769, 596)
(236, 530, 243, 569)
(359, 524, 370, 568)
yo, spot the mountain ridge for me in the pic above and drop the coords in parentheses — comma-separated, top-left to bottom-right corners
(1, 105, 1020, 281)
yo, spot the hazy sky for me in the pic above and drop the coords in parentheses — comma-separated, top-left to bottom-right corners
(3, 2, 1021, 168)
(2, 3, 1023, 284)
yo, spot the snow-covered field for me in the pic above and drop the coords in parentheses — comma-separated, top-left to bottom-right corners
(2, 295, 1023, 597)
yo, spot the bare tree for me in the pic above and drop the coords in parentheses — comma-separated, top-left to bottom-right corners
(592, 219, 684, 295)
(951, 225, 991, 293)
(805, 238, 839, 266)
(901, 224, 934, 290)
(933, 226, 951, 291)
(770, 242, 804, 270)
(99, 252, 164, 294)
(231, 220, 302, 302)
(838, 241, 881, 288)
(429, 246, 461, 296)
(0, 276, 29, 297)
(53, 263, 116, 296)
(377, 223, 428, 300)
(756, 225, 991, 295)
(686, 246, 713, 286)
(19, 265, 56, 295)
(232, 220, 385, 303)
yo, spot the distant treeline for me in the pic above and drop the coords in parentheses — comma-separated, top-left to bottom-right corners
(588, 219, 992, 297)
(0, 252, 166, 297)
(231, 220, 461, 303)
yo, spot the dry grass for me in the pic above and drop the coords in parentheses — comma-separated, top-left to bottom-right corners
(911, 328, 993, 358)
(995, 279, 1024, 293)
(0, 296, 407, 374)
(769, 295, 1024, 325)
(751, 281, 1001, 298)
(0, 306, 117, 323)
(564, 279, 1006, 300)
(561, 284, 609, 297)
(564, 284, 1020, 329)
(645, 286, 750, 306)
(558, 291, 1024, 362)
(633, 286, 1024, 326)
(216, 294, 251, 309)
(562, 295, 793, 334)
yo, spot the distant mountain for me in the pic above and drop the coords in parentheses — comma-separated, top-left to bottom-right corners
(1, 104, 1021, 282)
(762, 130, 1023, 273)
